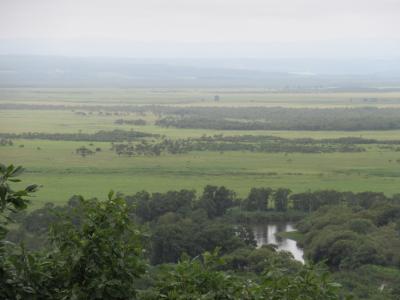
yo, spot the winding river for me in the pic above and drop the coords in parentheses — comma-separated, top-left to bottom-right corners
(253, 223, 304, 263)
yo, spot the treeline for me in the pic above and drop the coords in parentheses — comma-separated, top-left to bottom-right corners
(195, 134, 400, 146)
(75, 146, 101, 157)
(153, 106, 400, 131)
(6, 103, 400, 130)
(5, 129, 400, 154)
(1, 165, 343, 299)
(111, 139, 191, 156)
(110, 135, 365, 156)
(114, 118, 147, 125)
(129, 185, 400, 218)
(0, 129, 157, 142)
(156, 111, 400, 131)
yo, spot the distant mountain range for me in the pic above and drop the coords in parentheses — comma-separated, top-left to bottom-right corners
(0, 55, 399, 89)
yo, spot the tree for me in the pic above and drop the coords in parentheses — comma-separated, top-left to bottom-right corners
(0, 164, 38, 239)
(140, 249, 343, 300)
(0, 168, 146, 300)
(0, 164, 42, 299)
(273, 188, 291, 212)
(244, 187, 272, 211)
(49, 192, 146, 299)
(75, 146, 94, 157)
(198, 185, 235, 218)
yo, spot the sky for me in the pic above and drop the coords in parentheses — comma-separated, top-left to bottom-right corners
(0, 0, 399, 58)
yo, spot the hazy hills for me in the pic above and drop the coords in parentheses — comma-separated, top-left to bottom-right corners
(0, 55, 399, 89)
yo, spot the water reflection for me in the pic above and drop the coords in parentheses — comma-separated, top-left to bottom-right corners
(253, 223, 304, 263)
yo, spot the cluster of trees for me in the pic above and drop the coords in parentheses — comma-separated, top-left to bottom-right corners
(5, 163, 400, 298)
(297, 198, 400, 299)
(130, 186, 400, 219)
(114, 118, 147, 126)
(0, 164, 343, 299)
(75, 146, 95, 157)
(239, 188, 399, 214)
(128, 186, 357, 224)
(110, 135, 365, 157)
(1, 166, 146, 299)
(111, 139, 191, 156)
(74, 110, 134, 117)
(0, 129, 157, 142)
(140, 250, 341, 300)
(125, 186, 244, 264)
(0, 138, 13, 146)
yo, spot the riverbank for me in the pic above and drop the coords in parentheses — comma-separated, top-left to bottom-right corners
(227, 208, 308, 224)
(276, 230, 304, 243)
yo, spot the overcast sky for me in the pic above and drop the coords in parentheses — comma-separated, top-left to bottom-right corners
(0, 0, 399, 58)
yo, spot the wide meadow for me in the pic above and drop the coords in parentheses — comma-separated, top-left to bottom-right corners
(2, 88, 400, 209)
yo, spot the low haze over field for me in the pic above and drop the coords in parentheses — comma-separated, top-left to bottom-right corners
(1, 0, 399, 57)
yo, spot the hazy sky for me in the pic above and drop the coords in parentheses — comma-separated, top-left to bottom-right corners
(0, 0, 399, 58)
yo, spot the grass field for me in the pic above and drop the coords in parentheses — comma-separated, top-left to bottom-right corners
(1, 88, 400, 107)
(2, 139, 400, 209)
(4, 109, 400, 140)
(2, 88, 400, 209)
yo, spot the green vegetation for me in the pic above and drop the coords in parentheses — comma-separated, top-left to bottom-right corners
(1, 88, 400, 107)
(276, 231, 304, 242)
(3, 137, 400, 208)
(155, 107, 400, 131)
(2, 88, 400, 298)
(0, 129, 156, 142)
(5, 163, 400, 299)
(1, 165, 344, 299)
(297, 197, 400, 299)
(2, 89, 400, 209)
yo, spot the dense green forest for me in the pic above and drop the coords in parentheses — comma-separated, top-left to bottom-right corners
(2, 163, 400, 299)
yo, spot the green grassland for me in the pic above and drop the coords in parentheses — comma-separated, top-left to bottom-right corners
(2, 139, 400, 209)
(1, 87, 400, 107)
(2, 88, 400, 209)
(4, 109, 400, 140)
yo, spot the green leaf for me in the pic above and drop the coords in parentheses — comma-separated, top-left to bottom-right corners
(6, 164, 14, 175)
(25, 184, 39, 193)
(8, 179, 21, 182)
(0, 185, 6, 201)
(10, 166, 24, 177)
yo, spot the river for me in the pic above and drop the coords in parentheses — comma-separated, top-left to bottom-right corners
(253, 223, 304, 263)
